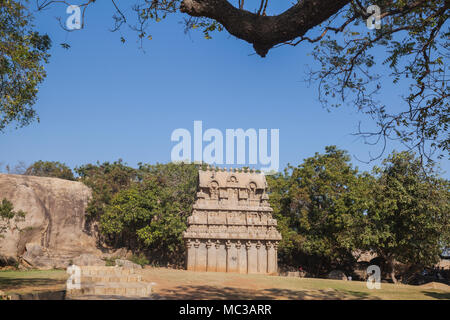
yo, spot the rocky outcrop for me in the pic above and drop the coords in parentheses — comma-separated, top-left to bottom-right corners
(72, 253, 105, 267)
(0, 174, 102, 269)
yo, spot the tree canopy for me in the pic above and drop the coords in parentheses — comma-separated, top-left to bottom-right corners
(75, 159, 139, 222)
(25, 160, 75, 180)
(100, 162, 198, 266)
(0, 0, 51, 131)
(267, 147, 449, 280)
(357, 151, 450, 282)
(267, 146, 370, 275)
(76, 161, 199, 266)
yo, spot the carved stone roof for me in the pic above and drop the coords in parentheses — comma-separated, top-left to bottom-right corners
(198, 168, 267, 189)
(184, 167, 281, 242)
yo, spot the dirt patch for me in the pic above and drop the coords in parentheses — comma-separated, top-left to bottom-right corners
(419, 282, 450, 291)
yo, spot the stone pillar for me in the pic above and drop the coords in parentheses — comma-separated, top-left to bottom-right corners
(246, 241, 257, 274)
(274, 242, 278, 274)
(225, 240, 230, 272)
(266, 241, 276, 274)
(197, 241, 207, 272)
(206, 240, 216, 272)
(259, 241, 267, 274)
(256, 241, 261, 273)
(226, 240, 238, 273)
(186, 240, 195, 271)
(216, 240, 227, 272)
(235, 241, 241, 273)
(236, 241, 246, 274)
(194, 239, 202, 271)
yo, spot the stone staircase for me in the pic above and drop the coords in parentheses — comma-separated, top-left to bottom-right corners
(66, 266, 153, 299)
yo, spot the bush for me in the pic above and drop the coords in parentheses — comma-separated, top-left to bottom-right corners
(129, 254, 149, 267)
(0, 198, 26, 237)
(103, 256, 119, 267)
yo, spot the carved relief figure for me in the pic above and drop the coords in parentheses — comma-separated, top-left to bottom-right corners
(210, 181, 219, 200)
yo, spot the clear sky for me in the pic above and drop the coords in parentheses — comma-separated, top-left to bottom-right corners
(0, 1, 448, 177)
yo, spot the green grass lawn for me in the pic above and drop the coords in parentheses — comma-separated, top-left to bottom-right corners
(1, 268, 449, 300)
(141, 267, 450, 300)
(0, 269, 67, 296)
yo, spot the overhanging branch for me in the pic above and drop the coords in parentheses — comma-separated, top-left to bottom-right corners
(180, 0, 351, 57)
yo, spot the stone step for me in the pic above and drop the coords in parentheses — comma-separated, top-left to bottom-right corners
(78, 266, 137, 276)
(81, 274, 142, 283)
(67, 282, 152, 297)
(66, 265, 152, 299)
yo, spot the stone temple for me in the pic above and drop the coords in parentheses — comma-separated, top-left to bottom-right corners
(183, 167, 282, 274)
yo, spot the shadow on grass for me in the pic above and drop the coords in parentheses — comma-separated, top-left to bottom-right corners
(422, 291, 450, 300)
(337, 289, 373, 299)
(153, 285, 379, 300)
(0, 277, 65, 291)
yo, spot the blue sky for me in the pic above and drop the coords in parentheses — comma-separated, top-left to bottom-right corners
(0, 1, 448, 177)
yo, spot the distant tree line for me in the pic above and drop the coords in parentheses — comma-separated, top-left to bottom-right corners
(9, 147, 449, 282)
(266, 147, 449, 283)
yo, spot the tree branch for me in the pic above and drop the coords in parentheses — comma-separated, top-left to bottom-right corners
(180, 0, 351, 57)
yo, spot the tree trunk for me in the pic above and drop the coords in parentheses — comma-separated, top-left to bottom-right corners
(388, 258, 397, 284)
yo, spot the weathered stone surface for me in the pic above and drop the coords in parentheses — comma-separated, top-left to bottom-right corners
(73, 253, 105, 266)
(115, 259, 142, 269)
(328, 270, 348, 281)
(21, 243, 55, 269)
(66, 266, 152, 299)
(0, 174, 101, 269)
(104, 248, 133, 260)
(436, 259, 450, 269)
(183, 167, 281, 274)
